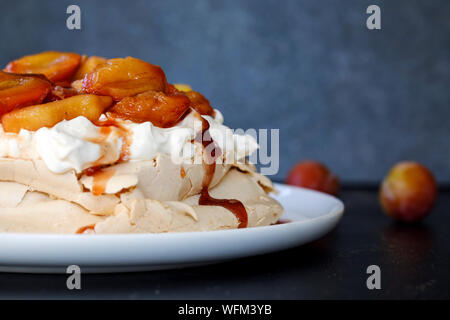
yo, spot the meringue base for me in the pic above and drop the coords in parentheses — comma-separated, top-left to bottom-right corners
(0, 159, 283, 233)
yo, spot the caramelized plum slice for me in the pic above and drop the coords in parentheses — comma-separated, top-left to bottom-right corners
(72, 55, 107, 80)
(4, 51, 82, 82)
(0, 71, 52, 116)
(46, 85, 79, 101)
(170, 84, 214, 116)
(108, 91, 190, 127)
(184, 90, 215, 116)
(2, 94, 112, 133)
(70, 79, 83, 93)
(82, 57, 167, 100)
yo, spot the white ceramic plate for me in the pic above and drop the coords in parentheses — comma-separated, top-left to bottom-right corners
(0, 183, 344, 273)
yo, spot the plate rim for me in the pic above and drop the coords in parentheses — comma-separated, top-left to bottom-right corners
(0, 183, 345, 273)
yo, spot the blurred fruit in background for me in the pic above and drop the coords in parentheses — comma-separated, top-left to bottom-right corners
(380, 161, 437, 223)
(285, 161, 340, 196)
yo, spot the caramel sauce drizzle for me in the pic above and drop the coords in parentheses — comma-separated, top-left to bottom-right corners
(75, 224, 96, 234)
(93, 117, 130, 161)
(197, 116, 248, 228)
(85, 118, 129, 196)
(91, 169, 115, 196)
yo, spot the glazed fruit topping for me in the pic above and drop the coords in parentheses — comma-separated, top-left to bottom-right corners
(184, 90, 215, 117)
(2, 94, 112, 133)
(82, 57, 168, 100)
(108, 90, 191, 128)
(4, 51, 82, 83)
(0, 71, 52, 116)
(72, 55, 107, 80)
(171, 84, 215, 116)
(1, 51, 218, 131)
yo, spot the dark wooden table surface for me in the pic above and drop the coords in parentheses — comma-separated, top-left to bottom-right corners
(1, 188, 449, 300)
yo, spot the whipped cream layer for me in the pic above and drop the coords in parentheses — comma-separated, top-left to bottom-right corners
(0, 110, 258, 174)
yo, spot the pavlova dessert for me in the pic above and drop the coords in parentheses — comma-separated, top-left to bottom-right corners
(0, 51, 283, 233)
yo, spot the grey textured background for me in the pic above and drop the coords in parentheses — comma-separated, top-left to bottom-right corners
(0, 0, 448, 183)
